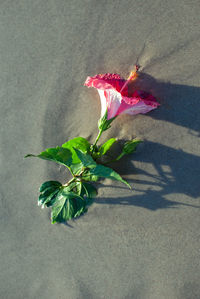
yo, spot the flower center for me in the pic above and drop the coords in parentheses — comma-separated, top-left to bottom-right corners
(120, 65, 140, 94)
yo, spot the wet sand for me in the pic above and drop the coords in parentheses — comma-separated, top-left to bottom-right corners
(1, 1, 200, 298)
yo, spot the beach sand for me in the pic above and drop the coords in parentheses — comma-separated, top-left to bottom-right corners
(1, 1, 200, 298)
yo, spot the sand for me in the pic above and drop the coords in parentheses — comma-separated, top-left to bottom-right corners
(1, 1, 200, 298)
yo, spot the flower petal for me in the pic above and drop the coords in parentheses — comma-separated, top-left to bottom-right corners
(98, 89, 122, 119)
(84, 73, 128, 95)
(118, 100, 158, 116)
(123, 90, 159, 107)
(97, 89, 107, 117)
(84, 73, 160, 119)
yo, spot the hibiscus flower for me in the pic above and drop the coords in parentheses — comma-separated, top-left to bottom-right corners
(84, 65, 160, 120)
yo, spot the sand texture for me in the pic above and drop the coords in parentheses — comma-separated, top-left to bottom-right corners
(1, 1, 200, 298)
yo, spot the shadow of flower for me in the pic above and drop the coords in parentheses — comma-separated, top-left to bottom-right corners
(43, 72, 200, 211)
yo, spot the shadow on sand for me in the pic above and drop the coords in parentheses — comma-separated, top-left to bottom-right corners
(128, 72, 200, 135)
(43, 72, 200, 211)
(96, 140, 200, 210)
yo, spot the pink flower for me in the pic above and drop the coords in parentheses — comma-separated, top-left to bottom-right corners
(84, 67, 160, 120)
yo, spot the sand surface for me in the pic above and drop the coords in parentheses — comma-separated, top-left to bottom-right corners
(1, 1, 200, 298)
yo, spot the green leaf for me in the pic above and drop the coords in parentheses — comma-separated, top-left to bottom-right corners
(39, 189, 60, 207)
(75, 182, 96, 207)
(73, 148, 97, 168)
(88, 164, 131, 188)
(38, 182, 62, 207)
(82, 172, 99, 182)
(99, 138, 117, 156)
(37, 180, 96, 224)
(70, 163, 83, 175)
(51, 194, 74, 223)
(51, 188, 87, 223)
(75, 181, 83, 196)
(62, 137, 90, 152)
(82, 182, 97, 198)
(98, 110, 116, 131)
(25, 147, 72, 168)
(122, 139, 142, 155)
(45, 193, 60, 207)
(63, 181, 77, 193)
(62, 137, 90, 164)
(115, 139, 142, 161)
(39, 181, 62, 193)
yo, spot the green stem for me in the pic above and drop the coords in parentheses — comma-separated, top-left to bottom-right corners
(92, 129, 104, 152)
(104, 153, 125, 165)
(63, 177, 76, 187)
(115, 152, 125, 161)
(63, 167, 89, 187)
(93, 129, 103, 147)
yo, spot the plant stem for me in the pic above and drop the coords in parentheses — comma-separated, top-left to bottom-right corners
(115, 152, 125, 161)
(63, 177, 76, 187)
(104, 153, 125, 165)
(93, 129, 103, 148)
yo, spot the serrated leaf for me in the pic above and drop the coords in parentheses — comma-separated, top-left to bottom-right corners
(82, 182, 97, 198)
(38, 186, 61, 207)
(51, 189, 86, 223)
(73, 148, 96, 168)
(41, 183, 78, 208)
(75, 182, 97, 198)
(70, 163, 83, 175)
(99, 138, 117, 156)
(62, 137, 90, 164)
(62, 189, 84, 201)
(62, 137, 90, 152)
(75, 181, 83, 196)
(75, 182, 96, 207)
(39, 181, 62, 193)
(45, 192, 60, 207)
(25, 147, 72, 168)
(88, 164, 131, 188)
(81, 171, 99, 182)
(51, 194, 73, 223)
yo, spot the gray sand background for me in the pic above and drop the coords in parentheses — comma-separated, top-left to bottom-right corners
(1, 1, 200, 298)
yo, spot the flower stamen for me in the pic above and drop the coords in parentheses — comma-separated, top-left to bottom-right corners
(120, 64, 140, 93)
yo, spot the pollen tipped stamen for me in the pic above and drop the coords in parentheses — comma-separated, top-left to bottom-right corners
(120, 65, 140, 93)
(127, 64, 140, 81)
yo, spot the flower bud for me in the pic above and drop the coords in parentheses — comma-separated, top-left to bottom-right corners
(122, 139, 142, 155)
